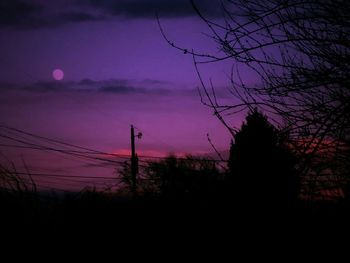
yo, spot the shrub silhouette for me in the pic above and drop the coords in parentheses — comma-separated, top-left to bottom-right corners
(227, 109, 299, 208)
(118, 155, 222, 203)
(145, 155, 222, 202)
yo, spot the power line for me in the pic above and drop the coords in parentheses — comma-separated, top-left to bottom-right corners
(17, 175, 120, 191)
(0, 125, 229, 172)
(26, 175, 115, 185)
(0, 133, 127, 166)
(0, 125, 117, 156)
(136, 154, 228, 163)
(0, 144, 113, 170)
(0, 140, 228, 164)
(0, 126, 229, 162)
(13, 172, 119, 180)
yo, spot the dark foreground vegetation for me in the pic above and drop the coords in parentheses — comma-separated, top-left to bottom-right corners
(1, 111, 349, 237)
(1, 185, 350, 238)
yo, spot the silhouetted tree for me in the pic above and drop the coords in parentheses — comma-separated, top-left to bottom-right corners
(227, 109, 298, 207)
(117, 159, 159, 197)
(159, 0, 350, 206)
(159, 0, 350, 190)
(144, 155, 222, 202)
(118, 155, 223, 202)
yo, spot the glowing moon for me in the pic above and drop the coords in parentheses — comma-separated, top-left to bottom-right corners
(52, 69, 64, 81)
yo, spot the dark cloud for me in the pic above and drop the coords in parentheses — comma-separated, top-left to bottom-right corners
(84, 0, 221, 18)
(24, 81, 76, 92)
(0, 0, 222, 29)
(0, 0, 43, 29)
(142, 78, 169, 85)
(57, 12, 103, 23)
(79, 78, 97, 85)
(78, 78, 129, 87)
(2, 79, 172, 95)
(100, 86, 144, 94)
(0, 0, 102, 29)
(100, 85, 171, 95)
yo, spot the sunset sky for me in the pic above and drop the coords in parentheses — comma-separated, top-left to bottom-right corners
(0, 0, 257, 190)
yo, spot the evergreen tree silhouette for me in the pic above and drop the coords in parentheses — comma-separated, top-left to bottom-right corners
(227, 109, 299, 209)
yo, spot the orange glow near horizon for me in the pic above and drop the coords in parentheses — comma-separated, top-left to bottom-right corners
(110, 149, 194, 158)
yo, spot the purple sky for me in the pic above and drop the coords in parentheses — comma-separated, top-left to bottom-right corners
(0, 0, 257, 191)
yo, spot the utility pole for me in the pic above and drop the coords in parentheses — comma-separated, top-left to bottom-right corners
(130, 125, 137, 199)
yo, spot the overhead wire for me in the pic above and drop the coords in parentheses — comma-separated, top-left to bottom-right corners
(0, 125, 228, 162)
(0, 132, 126, 166)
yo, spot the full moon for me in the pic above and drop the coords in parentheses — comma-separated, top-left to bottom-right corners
(52, 69, 64, 81)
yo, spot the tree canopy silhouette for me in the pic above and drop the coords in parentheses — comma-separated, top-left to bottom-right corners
(117, 155, 222, 202)
(159, 0, 350, 201)
(228, 109, 299, 207)
(160, 0, 350, 203)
